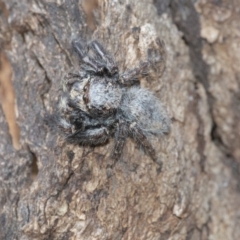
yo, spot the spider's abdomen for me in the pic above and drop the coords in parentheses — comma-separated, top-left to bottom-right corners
(120, 87, 170, 135)
(87, 77, 122, 116)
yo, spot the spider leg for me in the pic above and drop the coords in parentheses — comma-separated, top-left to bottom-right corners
(72, 39, 86, 58)
(119, 38, 166, 85)
(129, 123, 161, 166)
(119, 61, 149, 86)
(72, 39, 105, 74)
(90, 40, 118, 76)
(64, 126, 110, 145)
(147, 38, 166, 76)
(82, 56, 105, 73)
(111, 121, 128, 161)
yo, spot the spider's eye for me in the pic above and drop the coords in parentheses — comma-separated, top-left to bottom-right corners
(83, 85, 88, 91)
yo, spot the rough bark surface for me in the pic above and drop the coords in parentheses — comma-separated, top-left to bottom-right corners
(0, 0, 240, 239)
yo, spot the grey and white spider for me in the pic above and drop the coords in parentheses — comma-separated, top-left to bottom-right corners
(57, 38, 170, 165)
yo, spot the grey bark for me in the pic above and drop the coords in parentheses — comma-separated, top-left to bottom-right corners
(0, 0, 240, 239)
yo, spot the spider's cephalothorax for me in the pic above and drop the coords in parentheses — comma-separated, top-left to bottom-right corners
(58, 39, 170, 165)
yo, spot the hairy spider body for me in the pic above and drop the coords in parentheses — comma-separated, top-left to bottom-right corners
(57, 39, 170, 165)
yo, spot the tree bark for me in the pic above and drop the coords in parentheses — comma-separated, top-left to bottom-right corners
(0, 0, 240, 239)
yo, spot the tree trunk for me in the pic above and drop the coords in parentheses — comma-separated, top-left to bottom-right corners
(0, 0, 240, 239)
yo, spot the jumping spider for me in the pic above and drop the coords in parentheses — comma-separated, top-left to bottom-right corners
(57, 39, 170, 165)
